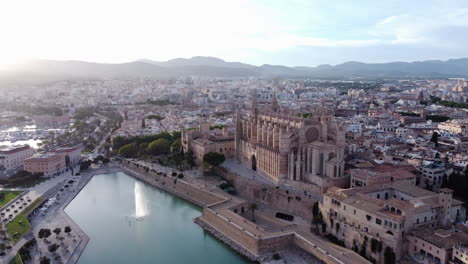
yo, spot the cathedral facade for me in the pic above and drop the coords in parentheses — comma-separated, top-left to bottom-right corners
(235, 94, 347, 189)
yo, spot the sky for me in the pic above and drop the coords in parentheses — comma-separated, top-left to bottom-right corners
(1, 0, 468, 67)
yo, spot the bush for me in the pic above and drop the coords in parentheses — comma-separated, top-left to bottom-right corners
(272, 253, 281, 260)
(171, 172, 177, 177)
(203, 152, 226, 167)
(177, 174, 184, 179)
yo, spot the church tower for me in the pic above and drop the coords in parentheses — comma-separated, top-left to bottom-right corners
(271, 92, 280, 113)
(235, 111, 241, 163)
(251, 90, 258, 122)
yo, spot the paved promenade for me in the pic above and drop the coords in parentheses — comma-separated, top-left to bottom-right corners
(1, 164, 122, 264)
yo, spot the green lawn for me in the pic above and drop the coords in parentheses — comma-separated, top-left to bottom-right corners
(22, 197, 45, 216)
(5, 197, 44, 243)
(6, 214, 31, 243)
(9, 254, 23, 264)
(0, 191, 22, 208)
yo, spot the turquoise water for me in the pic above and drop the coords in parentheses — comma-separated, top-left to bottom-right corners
(65, 172, 247, 264)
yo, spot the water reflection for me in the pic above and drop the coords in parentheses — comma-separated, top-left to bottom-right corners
(64, 172, 247, 264)
(135, 181, 149, 219)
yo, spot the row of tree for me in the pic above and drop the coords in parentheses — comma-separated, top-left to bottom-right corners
(115, 131, 197, 170)
(441, 166, 468, 202)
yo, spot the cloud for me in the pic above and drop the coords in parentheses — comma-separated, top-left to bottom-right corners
(371, 8, 468, 46)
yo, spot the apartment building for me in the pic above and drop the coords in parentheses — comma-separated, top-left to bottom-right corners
(0, 145, 34, 170)
(24, 154, 65, 176)
(321, 184, 466, 262)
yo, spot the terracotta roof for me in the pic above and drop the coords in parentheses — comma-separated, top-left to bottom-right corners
(0, 145, 31, 155)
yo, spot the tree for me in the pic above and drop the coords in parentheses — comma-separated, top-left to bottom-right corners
(171, 138, 182, 153)
(64, 226, 72, 235)
(39, 229, 51, 240)
(249, 203, 258, 222)
(147, 138, 170, 156)
(119, 143, 139, 158)
(40, 256, 51, 264)
(184, 151, 195, 168)
(312, 201, 323, 225)
(0, 243, 6, 254)
(80, 159, 92, 170)
(440, 175, 449, 188)
(430, 132, 439, 147)
(53, 228, 61, 236)
(48, 243, 60, 254)
(172, 131, 181, 139)
(203, 152, 226, 167)
(38, 229, 45, 239)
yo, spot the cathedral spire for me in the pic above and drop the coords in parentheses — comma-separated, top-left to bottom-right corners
(251, 89, 258, 122)
(271, 92, 279, 112)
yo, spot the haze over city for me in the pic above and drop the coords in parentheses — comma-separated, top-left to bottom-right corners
(1, 1, 468, 264)
(1, 0, 468, 67)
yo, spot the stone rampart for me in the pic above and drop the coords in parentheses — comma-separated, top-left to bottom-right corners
(121, 161, 224, 207)
(215, 166, 318, 219)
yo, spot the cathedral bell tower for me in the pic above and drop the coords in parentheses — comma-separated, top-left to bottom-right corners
(251, 90, 258, 122)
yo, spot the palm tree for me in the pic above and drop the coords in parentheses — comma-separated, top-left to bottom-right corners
(249, 203, 258, 222)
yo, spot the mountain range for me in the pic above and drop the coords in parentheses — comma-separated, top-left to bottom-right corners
(2, 56, 468, 83)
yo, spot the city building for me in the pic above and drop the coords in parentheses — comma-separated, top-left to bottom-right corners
(452, 244, 468, 264)
(438, 120, 468, 135)
(24, 153, 66, 176)
(408, 228, 468, 264)
(181, 122, 235, 163)
(0, 144, 34, 170)
(350, 164, 416, 188)
(234, 93, 347, 190)
(321, 184, 466, 262)
(50, 145, 83, 168)
(419, 162, 449, 185)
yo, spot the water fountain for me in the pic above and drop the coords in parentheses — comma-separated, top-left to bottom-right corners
(134, 181, 148, 220)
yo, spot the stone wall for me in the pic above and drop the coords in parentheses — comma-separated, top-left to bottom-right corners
(121, 161, 224, 207)
(215, 167, 318, 219)
(201, 208, 260, 255)
(257, 233, 294, 255)
(293, 235, 340, 264)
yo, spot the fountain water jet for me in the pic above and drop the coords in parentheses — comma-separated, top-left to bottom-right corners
(135, 181, 148, 220)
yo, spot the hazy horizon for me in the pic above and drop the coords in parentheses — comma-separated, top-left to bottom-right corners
(10, 55, 468, 68)
(1, 0, 468, 67)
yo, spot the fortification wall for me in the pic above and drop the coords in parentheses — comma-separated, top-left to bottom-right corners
(201, 208, 260, 255)
(121, 161, 224, 207)
(293, 235, 340, 264)
(257, 233, 294, 255)
(215, 167, 318, 219)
